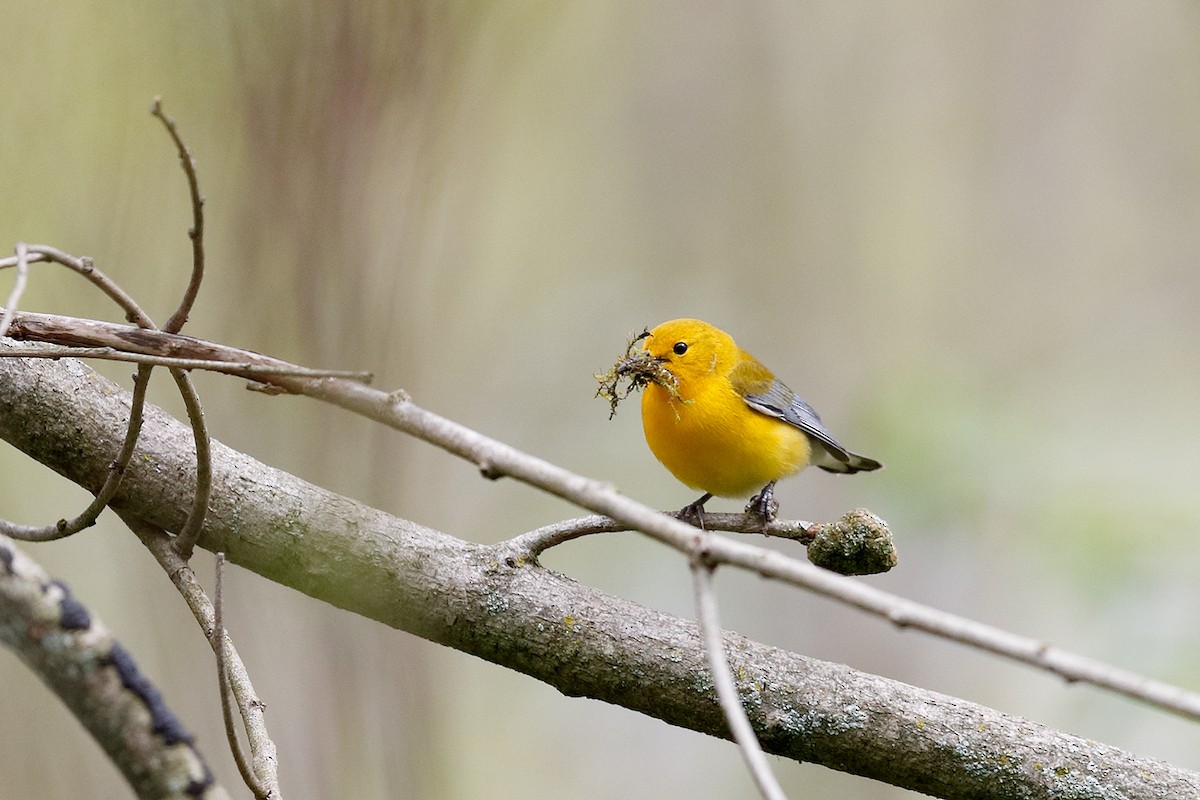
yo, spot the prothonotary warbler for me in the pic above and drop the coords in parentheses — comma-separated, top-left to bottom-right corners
(618, 318, 881, 521)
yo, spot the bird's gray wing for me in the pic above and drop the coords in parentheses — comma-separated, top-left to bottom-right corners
(743, 380, 881, 474)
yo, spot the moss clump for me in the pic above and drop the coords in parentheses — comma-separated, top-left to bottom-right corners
(594, 328, 684, 419)
(805, 508, 896, 575)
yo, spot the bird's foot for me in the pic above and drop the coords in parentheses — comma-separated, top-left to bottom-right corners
(675, 493, 713, 528)
(746, 482, 779, 522)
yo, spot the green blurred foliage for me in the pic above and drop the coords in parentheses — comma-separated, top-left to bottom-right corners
(2, 2, 1200, 798)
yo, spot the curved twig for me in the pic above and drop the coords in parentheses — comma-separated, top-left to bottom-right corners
(170, 367, 211, 560)
(214, 553, 270, 798)
(126, 516, 281, 798)
(513, 513, 814, 557)
(0, 239, 213, 559)
(0, 364, 153, 542)
(0, 244, 155, 327)
(151, 98, 205, 335)
(0, 242, 163, 543)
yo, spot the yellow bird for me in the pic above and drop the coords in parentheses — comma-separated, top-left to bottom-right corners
(622, 318, 880, 520)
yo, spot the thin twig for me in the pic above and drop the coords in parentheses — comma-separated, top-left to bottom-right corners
(0, 242, 29, 337)
(214, 554, 268, 798)
(0, 244, 155, 327)
(510, 515, 629, 554)
(125, 516, 281, 798)
(1, 310, 374, 384)
(151, 98, 205, 335)
(0, 342, 374, 381)
(170, 368, 211, 560)
(145, 99, 212, 559)
(513, 513, 813, 557)
(0, 244, 163, 543)
(0, 364, 153, 542)
(691, 554, 788, 800)
(0, 241, 214, 562)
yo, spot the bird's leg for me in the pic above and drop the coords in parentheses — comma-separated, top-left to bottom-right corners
(675, 493, 713, 528)
(746, 482, 779, 522)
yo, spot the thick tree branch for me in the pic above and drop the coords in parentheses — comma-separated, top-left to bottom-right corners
(1, 344, 1198, 798)
(6, 310, 1199, 722)
(0, 534, 220, 799)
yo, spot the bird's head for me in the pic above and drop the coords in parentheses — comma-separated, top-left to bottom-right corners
(636, 318, 735, 386)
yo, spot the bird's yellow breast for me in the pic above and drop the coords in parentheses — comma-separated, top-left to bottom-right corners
(640, 375, 811, 498)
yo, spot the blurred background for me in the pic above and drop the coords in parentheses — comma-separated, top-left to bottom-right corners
(2, 2, 1200, 798)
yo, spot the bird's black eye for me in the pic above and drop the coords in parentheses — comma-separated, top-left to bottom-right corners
(672, 341, 688, 356)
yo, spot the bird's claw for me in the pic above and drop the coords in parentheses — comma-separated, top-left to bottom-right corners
(746, 482, 779, 522)
(675, 493, 712, 528)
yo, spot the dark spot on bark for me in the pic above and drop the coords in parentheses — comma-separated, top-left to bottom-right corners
(50, 580, 92, 630)
(108, 642, 195, 746)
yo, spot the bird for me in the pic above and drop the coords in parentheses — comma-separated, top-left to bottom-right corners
(621, 318, 880, 522)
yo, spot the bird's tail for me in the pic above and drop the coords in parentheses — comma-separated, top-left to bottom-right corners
(812, 445, 882, 474)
